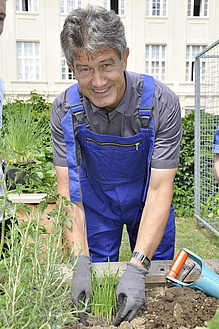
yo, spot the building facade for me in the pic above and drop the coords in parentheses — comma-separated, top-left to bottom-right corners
(0, 0, 218, 115)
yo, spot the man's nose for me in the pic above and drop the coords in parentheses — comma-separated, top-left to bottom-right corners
(91, 69, 107, 87)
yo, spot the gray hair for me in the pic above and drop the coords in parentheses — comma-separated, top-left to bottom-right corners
(60, 5, 127, 67)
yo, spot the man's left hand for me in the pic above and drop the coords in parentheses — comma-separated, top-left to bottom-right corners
(113, 262, 148, 327)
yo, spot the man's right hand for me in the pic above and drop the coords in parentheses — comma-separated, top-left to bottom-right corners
(71, 255, 92, 326)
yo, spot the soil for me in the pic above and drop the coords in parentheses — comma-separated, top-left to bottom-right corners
(66, 286, 219, 329)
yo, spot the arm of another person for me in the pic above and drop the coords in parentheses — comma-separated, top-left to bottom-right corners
(214, 154, 219, 183)
(55, 165, 89, 256)
(131, 166, 177, 265)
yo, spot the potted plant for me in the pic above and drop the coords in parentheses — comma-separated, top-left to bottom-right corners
(0, 95, 55, 193)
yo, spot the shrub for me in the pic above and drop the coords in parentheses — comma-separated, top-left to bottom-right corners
(173, 112, 195, 217)
(0, 197, 77, 328)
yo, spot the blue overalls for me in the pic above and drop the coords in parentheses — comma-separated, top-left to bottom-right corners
(61, 74, 175, 263)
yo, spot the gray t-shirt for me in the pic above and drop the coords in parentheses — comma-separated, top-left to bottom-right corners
(50, 71, 182, 169)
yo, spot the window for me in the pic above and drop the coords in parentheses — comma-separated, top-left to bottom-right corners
(146, 0, 167, 16)
(103, 0, 126, 16)
(60, 0, 83, 14)
(187, 0, 208, 17)
(145, 45, 166, 81)
(61, 52, 74, 80)
(16, 0, 38, 12)
(186, 45, 206, 82)
(17, 42, 40, 80)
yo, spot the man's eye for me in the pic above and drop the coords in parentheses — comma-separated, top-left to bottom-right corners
(81, 68, 90, 72)
(102, 64, 113, 70)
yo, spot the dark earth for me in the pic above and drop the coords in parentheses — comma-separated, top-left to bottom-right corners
(66, 286, 219, 329)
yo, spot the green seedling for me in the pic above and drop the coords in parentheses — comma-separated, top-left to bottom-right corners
(90, 264, 119, 323)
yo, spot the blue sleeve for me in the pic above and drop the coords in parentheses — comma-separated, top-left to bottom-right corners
(212, 126, 219, 153)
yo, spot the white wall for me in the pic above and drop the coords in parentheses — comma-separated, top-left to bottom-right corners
(0, 0, 219, 113)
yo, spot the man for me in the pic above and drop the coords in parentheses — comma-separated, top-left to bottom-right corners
(50, 5, 182, 326)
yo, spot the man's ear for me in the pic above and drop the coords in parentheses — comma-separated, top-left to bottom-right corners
(67, 62, 74, 72)
(122, 48, 130, 70)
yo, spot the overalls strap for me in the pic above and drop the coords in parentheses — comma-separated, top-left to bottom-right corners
(139, 74, 155, 128)
(68, 84, 87, 129)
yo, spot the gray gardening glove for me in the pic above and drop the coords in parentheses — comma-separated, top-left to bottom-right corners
(71, 255, 92, 326)
(113, 262, 148, 327)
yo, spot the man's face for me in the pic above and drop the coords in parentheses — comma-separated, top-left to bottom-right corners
(0, 0, 6, 35)
(71, 48, 129, 110)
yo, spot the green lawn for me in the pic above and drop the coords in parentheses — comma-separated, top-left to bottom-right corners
(119, 216, 219, 262)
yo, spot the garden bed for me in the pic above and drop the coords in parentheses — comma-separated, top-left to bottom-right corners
(62, 261, 219, 329)
(65, 285, 219, 329)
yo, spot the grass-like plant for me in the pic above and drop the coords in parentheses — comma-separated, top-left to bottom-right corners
(90, 265, 119, 323)
(1, 101, 48, 164)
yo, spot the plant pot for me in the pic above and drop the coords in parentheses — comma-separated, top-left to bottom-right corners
(3, 162, 36, 190)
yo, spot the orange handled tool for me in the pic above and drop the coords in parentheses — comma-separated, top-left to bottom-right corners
(166, 248, 219, 299)
(167, 249, 189, 278)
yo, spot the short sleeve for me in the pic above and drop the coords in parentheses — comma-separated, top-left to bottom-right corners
(151, 80, 182, 169)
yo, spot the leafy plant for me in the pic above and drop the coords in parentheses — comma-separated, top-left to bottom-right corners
(90, 265, 119, 322)
(173, 111, 195, 217)
(0, 93, 56, 193)
(0, 196, 77, 328)
(200, 193, 219, 218)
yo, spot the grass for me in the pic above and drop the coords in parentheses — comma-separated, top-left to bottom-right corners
(90, 266, 119, 322)
(119, 216, 219, 262)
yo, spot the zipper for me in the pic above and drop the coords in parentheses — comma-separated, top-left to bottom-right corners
(86, 137, 142, 150)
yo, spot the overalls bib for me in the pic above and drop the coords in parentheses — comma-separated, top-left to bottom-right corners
(61, 74, 175, 262)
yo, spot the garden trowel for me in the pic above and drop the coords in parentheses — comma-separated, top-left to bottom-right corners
(165, 247, 219, 299)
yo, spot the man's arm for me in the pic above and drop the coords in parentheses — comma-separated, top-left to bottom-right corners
(131, 167, 177, 266)
(55, 165, 89, 256)
(214, 154, 219, 183)
(113, 167, 177, 326)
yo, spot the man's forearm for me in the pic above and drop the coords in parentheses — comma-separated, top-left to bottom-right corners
(63, 201, 89, 256)
(133, 190, 173, 260)
(131, 168, 177, 267)
(55, 166, 89, 256)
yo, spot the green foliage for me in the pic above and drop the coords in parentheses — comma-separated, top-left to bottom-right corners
(173, 112, 195, 217)
(200, 193, 219, 221)
(1, 96, 49, 163)
(91, 266, 119, 322)
(0, 197, 77, 329)
(0, 93, 56, 193)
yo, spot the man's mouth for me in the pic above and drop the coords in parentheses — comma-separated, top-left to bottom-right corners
(93, 87, 110, 93)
